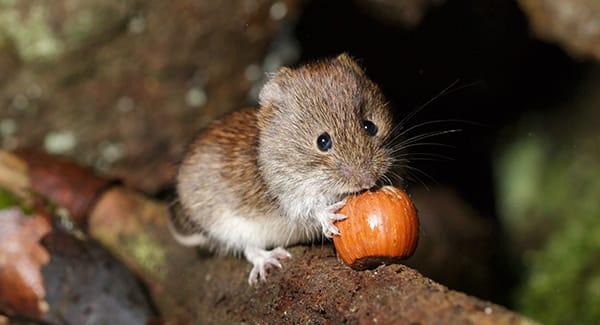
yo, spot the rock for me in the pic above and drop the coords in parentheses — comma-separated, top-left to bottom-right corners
(41, 231, 156, 324)
(517, 0, 600, 60)
(354, 0, 446, 27)
(0, 0, 301, 192)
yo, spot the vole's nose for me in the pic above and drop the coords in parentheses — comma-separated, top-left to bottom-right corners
(359, 174, 377, 189)
(339, 164, 353, 178)
(339, 164, 377, 189)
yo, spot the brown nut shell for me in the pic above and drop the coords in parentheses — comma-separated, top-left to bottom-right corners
(332, 186, 419, 270)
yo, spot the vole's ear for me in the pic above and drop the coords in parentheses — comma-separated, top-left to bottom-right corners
(258, 67, 292, 108)
(335, 53, 365, 75)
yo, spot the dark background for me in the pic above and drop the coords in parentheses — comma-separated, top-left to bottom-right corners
(296, 0, 587, 216)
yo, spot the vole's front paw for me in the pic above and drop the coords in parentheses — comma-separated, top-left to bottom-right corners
(316, 199, 347, 238)
(244, 246, 291, 285)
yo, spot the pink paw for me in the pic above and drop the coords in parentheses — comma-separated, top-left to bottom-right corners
(316, 199, 347, 238)
(244, 247, 291, 285)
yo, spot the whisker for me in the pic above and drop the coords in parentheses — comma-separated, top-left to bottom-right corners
(399, 157, 451, 163)
(404, 165, 438, 186)
(385, 170, 407, 187)
(395, 79, 461, 131)
(388, 142, 456, 155)
(386, 128, 461, 152)
(392, 152, 455, 161)
(397, 119, 482, 138)
(442, 80, 486, 97)
(392, 170, 406, 183)
(382, 174, 394, 187)
(390, 129, 462, 148)
(381, 81, 486, 193)
(405, 169, 430, 191)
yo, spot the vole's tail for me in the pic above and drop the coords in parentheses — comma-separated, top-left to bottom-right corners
(167, 201, 210, 247)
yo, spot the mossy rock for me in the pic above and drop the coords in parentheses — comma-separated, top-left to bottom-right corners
(0, 0, 135, 63)
(496, 119, 600, 324)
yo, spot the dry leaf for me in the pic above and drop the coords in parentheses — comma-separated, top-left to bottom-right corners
(0, 208, 51, 318)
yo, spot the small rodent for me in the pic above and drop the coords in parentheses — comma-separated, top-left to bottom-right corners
(170, 53, 395, 284)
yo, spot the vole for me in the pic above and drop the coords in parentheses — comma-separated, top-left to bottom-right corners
(170, 54, 395, 284)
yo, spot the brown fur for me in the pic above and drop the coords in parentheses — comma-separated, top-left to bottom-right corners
(172, 53, 395, 253)
(176, 108, 277, 227)
(257, 53, 393, 197)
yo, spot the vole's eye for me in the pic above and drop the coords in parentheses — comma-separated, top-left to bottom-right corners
(317, 132, 332, 152)
(363, 120, 378, 136)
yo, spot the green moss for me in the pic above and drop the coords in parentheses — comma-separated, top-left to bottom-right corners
(0, 188, 34, 215)
(127, 233, 167, 281)
(0, 188, 19, 209)
(0, 0, 16, 7)
(0, 2, 132, 63)
(497, 131, 600, 324)
(495, 135, 547, 237)
(517, 206, 600, 324)
(0, 5, 63, 62)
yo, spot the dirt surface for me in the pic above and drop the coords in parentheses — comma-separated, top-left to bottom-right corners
(162, 246, 532, 324)
(87, 187, 536, 324)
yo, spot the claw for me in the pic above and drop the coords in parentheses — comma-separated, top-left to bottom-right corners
(266, 258, 282, 269)
(271, 247, 292, 259)
(316, 199, 348, 238)
(327, 198, 347, 212)
(244, 246, 292, 285)
(249, 267, 260, 285)
(331, 213, 347, 221)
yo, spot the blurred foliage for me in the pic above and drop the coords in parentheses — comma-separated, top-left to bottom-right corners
(496, 125, 600, 324)
(0, 188, 33, 215)
(0, 188, 20, 209)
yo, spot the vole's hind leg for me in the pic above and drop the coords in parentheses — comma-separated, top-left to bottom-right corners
(244, 246, 292, 285)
